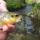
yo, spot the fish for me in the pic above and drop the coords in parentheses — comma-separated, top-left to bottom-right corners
(0, 12, 22, 26)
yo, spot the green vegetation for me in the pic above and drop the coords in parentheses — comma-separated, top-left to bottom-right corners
(5, 0, 33, 11)
(5, 0, 26, 11)
(25, 0, 33, 4)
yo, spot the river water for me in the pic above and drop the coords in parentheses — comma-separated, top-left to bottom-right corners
(16, 5, 34, 33)
(14, 5, 32, 14)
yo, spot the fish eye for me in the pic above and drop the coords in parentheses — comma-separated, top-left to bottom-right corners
(16, 15, 19, 17)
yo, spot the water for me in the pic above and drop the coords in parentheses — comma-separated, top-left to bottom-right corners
(16, 5, 34, 33)
(14, 5, 32, 14)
